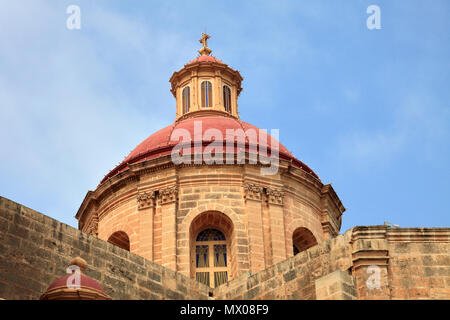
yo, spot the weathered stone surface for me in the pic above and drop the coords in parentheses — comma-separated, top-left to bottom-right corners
(0, 197, 210, 300)
(1, 197, 449, 300)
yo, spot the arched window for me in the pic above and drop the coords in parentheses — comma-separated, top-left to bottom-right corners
(182, 86, 190, 114)
(223, 85, 231, 112)
(292, 227, 317, 255)
(201, 81, 212, 108)
(107, 231, 130, 251)
(194, 228, 228, 287)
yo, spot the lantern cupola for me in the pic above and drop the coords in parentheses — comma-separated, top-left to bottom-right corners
(169, 33, 243, 121)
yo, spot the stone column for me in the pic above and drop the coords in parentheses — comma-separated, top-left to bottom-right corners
(266, 187, 287, 264)
(160, 186, 178, 271)
(137, 190, 156, 261)
(244, 183, 266, 273)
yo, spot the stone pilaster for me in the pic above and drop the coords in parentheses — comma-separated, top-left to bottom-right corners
(266, 187, 287, 264)
(160, 186, 178, 271)
(137, 191, 156, 261)
(244, 183, 266, 273)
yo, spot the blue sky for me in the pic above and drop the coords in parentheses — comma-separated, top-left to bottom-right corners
(0, 0, 449, 233)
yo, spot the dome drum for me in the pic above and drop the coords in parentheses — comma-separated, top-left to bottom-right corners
(76, 34, 345, 288)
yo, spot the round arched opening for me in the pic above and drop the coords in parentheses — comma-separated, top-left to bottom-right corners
(107, 231, 130, 251)
(189, 211, 234, 288)
(292, 227, 317, 255)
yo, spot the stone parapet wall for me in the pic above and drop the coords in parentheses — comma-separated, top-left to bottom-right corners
(213, 226, 450, 300)
(213, 232, 354, 299)
(351, 226, 450, 299)
(0, 196, 210, 300)
(1, 196, 449, 300)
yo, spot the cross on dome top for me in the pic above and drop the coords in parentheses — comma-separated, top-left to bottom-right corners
(198, 33, 212, 56)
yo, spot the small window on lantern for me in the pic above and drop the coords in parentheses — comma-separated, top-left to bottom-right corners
(223, 85, 231, 113)
(182, 86, 190, 114)
(201, 81, 212, 108)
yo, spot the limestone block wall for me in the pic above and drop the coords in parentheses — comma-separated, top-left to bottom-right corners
(315, 270, 357, 300)
(3, 196, 447, 300)
(351, 226, 450, 299)
(78, 163, 336, 284)
(0, 197, 210, 300)
(213, 226, 450, 300)
(212, 232, 354, 299)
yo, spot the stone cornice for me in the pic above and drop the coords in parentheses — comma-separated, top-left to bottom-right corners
(75, 151, 339, 230)
(321, 220, 339, 238)
(176, 110, 238, 122)
(352, 249, 389, 270)
(351, 225, 450, 243)
(75, 190, 96, 220)
(285, 166, 323, 199)
(287, 162, 322, 187)
(170, 61, 243, 97)
(350, 226, 390, 270)
(278, 185, 322, 216)
(321, 184, 346, 217)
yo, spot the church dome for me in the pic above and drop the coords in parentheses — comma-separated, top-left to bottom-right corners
(76, 34, 345, 286)
(100, 115, 319, 184)
(99, 33, 319, 185)
(40, 257, 111, 300)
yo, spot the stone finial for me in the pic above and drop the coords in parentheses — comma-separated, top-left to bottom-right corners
(69, 257, 88, 272)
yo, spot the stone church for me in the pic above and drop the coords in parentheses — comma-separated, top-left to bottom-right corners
(0, 35, 449, 300)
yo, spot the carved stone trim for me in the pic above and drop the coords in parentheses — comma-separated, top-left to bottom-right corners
(87, 214, 99, 236)
(244, 183, 263, 201)
(352, 250, 389, 270)
(266, 188, 284, 205)
(321, 220, 338, 239)
(85, 212, 98, 237)
(159, 186, 178, 205)
(137, 191, 156, 210)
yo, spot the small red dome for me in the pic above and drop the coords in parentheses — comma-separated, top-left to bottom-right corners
(46, 274, 105, 293)
(188, 55, 224, 64)
(40, 257, 111, 300)
(101, 116, 319, 184)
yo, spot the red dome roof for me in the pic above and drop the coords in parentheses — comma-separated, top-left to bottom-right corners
(188, 55, 224, 64)
(46, 274, 105, 292)
(101, 116, 318, 184)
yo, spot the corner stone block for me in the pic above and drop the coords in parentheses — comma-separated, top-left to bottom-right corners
(315, 270, 357, 300)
